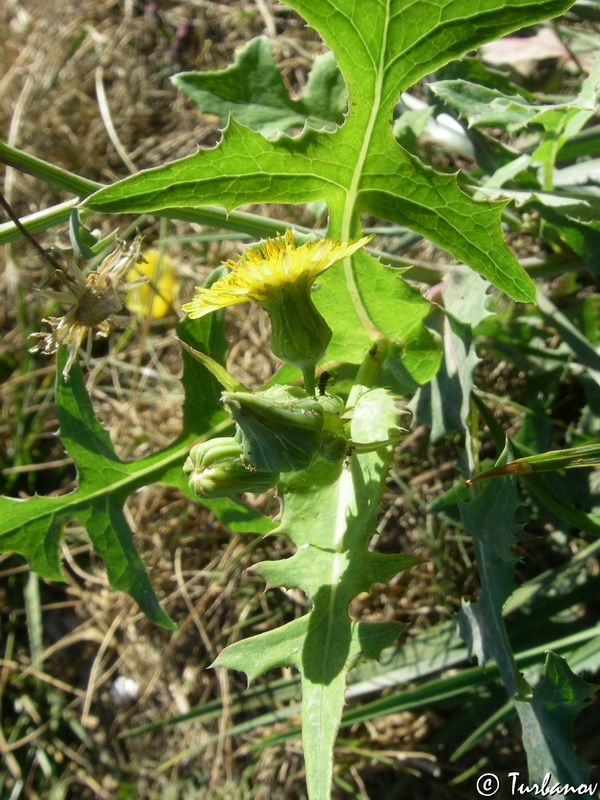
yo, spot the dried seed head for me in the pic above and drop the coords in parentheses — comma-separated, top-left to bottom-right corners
(29, 235, 146, 379)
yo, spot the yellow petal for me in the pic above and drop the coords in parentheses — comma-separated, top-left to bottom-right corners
(182, 232, 373, 320)
(125, 249, 177, 319)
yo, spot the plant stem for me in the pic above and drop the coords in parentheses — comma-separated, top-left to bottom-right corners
(0, 199, 78, 246)
(347, 337, 388, 411)
(0, 141, 102, 197)
(0, 192, 64, 271)
(303, 365, 316, 396)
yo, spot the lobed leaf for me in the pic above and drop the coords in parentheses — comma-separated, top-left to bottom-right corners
(0, 315, 273, 628)
(433, 54, 598, 135)
(215, 387, 421, 797)
(517, 652, 596, 790)
(173, 37, 346, 136)
(432, 81, 538, 132)
(80, 0, 585, 335)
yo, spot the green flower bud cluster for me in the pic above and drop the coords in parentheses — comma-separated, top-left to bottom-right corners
(184, 437, 280, 498)
(183, 384, 353, 500)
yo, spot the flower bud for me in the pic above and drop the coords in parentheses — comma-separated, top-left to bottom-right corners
(184, 437, 279, 497)
(221, 385, 324, 473)
(261, 283, 332, 376)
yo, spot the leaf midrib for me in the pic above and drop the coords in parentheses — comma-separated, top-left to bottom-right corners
(340, 0, 391, 338)
(1, 439, 195, 533)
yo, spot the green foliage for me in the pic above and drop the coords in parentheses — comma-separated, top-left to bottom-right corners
(457, 411, 598, 791)
(83, 0, 562, 313)
(517, 653, 597, 791)
(411, 268, 492, 440)
(172, 36, 347, 136)
(468, 442, 600, 484)
(3, 0, 600, 797)
(433, 55, 600, 272)
(458, 446, 527, 695)
(223, 385, 324, 472)
(214, 384, 421, 797)
(0, 312, 273, 629)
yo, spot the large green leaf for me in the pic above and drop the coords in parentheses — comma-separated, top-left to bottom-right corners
(0, 314, 273, 628)
(80, 0, 579, 365)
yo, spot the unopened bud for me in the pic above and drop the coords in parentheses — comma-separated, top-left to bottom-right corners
(184, 437, 279, 497)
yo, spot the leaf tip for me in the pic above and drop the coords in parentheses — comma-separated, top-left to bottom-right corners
(209, 654, 253, 687)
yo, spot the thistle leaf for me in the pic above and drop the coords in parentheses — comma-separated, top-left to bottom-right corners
(215, 388, 421, 797)
(0, 311, 273, 628)
(80, 0, 578, 375)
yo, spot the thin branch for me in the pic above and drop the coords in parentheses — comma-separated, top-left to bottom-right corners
(0, 192, 64, 272)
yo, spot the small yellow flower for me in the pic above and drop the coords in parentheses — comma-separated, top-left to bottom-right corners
(29, 235, 146, 379)
(182, 230, 372, 319)
(125, 248, 177, 319)
(182, 230, 372, 391)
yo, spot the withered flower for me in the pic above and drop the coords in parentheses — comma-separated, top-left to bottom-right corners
(29, 235, 146, 379)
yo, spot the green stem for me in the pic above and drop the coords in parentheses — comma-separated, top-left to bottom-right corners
(0, 141, 102, 196)
(346, 337, 388, 411)
(302, 365, 316, 396)
(0, 199, 78, 246)
(166, 206, 313, 240)
(0, 141, 498, 288)
(0, 193, 64, 270)
(0, 142, 319, 245)
(0, 199, 311, 248)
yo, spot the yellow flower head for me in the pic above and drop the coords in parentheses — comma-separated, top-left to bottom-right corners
(182, 230, 372, 392)
(181, 230, 373, 319)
